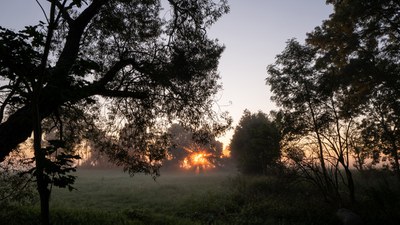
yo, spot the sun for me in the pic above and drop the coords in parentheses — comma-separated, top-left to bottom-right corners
(180, 146, 216, 174)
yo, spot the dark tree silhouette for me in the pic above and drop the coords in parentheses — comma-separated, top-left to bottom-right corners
(0, 1, 230, 224)
(165, 123, 193, 169)
(267, 39, 359, 203)
(307, 0, 400, 178)
(165, 123, 224, 171)
(0, 0, 230, 164)
(267, 0, 400, 202)
(230, 110, 280, 175)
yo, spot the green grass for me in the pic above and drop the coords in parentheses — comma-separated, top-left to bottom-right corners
(51, 169, 231, 211)
(1, 168, 400, 224)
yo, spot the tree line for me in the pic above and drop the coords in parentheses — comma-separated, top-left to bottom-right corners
(229, 0, 400, 206)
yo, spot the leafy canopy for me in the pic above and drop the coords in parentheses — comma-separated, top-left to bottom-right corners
(0, 0, 231, 175)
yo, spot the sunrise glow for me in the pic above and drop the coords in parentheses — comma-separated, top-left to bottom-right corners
(180, 146, 216, 174)
(222, 146, 231, 158)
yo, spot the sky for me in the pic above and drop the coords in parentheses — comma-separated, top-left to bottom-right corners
(208, 1, 333, 146)
(0, 0, 333, 147)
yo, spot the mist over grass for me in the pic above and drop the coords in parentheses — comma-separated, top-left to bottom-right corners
(1, 168, 400, 224)
(51, 169, 234, 212)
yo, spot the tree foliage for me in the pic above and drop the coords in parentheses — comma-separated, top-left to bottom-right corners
(0, 1, 230, 224)
(307, 0, 400, 176)
(165, 123, 223, 171)
(0, 0, 230, 173)
(267, 39, 359, 203)
(230, 110, 280, 175)
(267, 0, 400, 203)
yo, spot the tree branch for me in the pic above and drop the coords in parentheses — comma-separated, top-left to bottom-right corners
(52, 0, 106, 83)
(0, 80, 21, 123)
(36, 0, 50, 23)
(97, 89, 149, 99)
(0, 1, 107, 162)
(48, 0, 73, 24)
(95, 58, 141, 87)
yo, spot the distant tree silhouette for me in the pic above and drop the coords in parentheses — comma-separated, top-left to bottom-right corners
(164, 123, 224, 171)
(230, 110, 280, 175)
(0, 1, 230, 224)
(165, 124, 193, 170)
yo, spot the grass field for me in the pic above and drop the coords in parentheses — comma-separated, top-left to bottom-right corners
(1, 168, 400, 224)
(52, 169, 231, 211)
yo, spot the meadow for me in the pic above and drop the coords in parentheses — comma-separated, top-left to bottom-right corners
(1, 168, 400, 225)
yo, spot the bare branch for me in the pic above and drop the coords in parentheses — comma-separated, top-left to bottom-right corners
(97, 89, 149, 99)
(48, 0, 73, 24)
(36, 0, 50, 23)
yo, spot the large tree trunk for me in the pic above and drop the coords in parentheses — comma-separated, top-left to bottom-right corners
(33, 86, 51, 225)
(36, 160, 51, 225)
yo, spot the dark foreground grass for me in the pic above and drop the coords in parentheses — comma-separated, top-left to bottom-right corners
(1, 169, 400, 225)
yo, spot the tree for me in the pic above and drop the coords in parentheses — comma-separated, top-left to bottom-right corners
(0, 1, 230, 224)
(267, 0, 400, 203)
(165, 123, 224, 172)
(165, 123, 193, 169)
(267, 39, 358, 203)
(230, 110, 280, 175)
(307, 0, 400, 178)
(267, 39, 333, 195)
(359, 93, 400, 172)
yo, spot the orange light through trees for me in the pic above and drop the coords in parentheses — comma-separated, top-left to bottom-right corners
(180, 146, 216, 174)
(222, 146, 231, 158)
